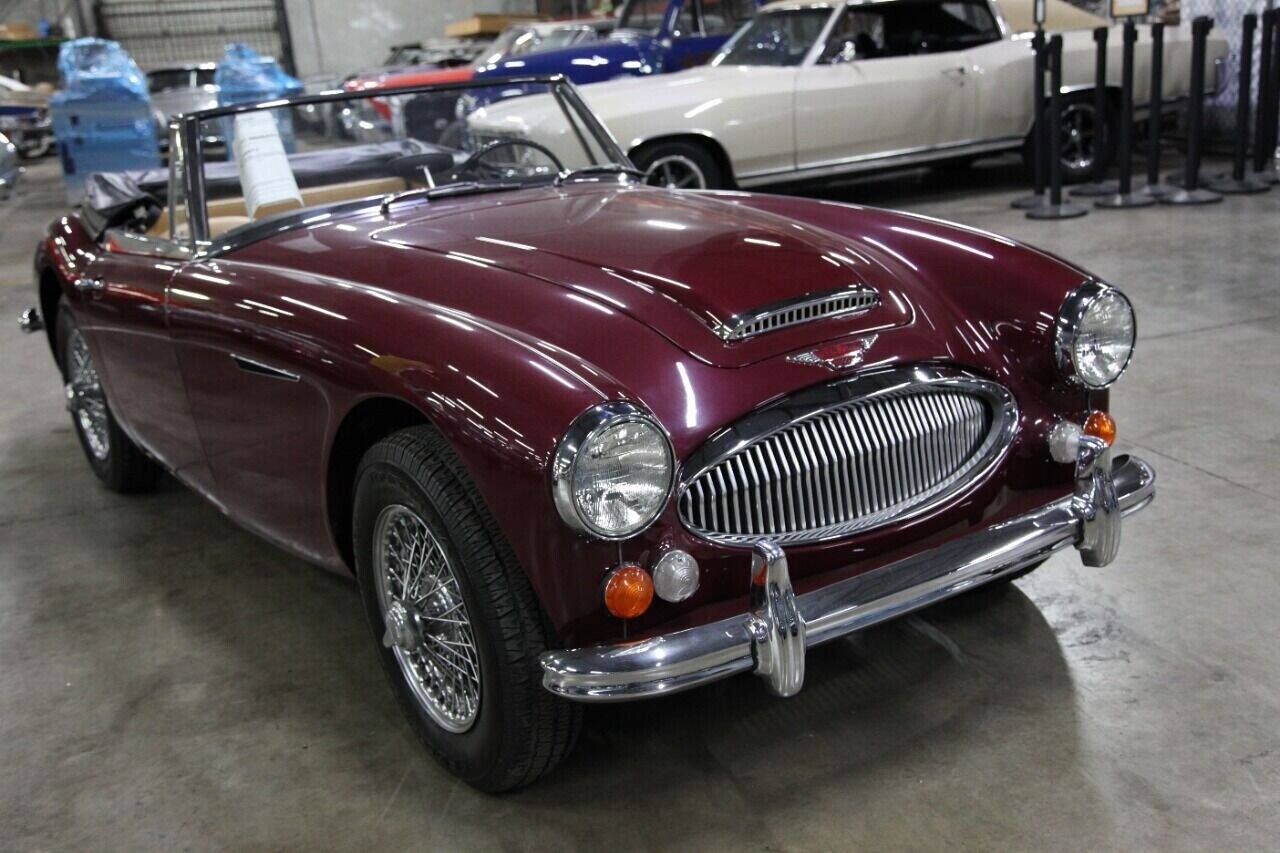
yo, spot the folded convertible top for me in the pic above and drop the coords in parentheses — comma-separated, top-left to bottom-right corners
(80, 139, 442, 238)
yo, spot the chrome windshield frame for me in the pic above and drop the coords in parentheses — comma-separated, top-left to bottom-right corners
(176, 74, 633, 251)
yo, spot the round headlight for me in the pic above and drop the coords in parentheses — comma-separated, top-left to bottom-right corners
(552, 402, 674, 540)
(1055, 283, 1135, 389)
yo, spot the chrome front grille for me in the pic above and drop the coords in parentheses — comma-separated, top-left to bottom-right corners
(678, 369, 1016, 545)
(716, 286, 879, 341)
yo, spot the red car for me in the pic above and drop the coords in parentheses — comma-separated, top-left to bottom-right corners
(21, 77, 1153, 790)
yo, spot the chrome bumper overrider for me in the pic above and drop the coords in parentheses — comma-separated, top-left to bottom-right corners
(540, 450, 1155, 702)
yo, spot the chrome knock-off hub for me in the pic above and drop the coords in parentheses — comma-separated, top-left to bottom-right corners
(382, 598, 423, 651)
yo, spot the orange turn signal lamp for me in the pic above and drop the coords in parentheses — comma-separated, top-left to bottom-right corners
(604, 564, 654, 619)
(1084, 410, 1117, 446)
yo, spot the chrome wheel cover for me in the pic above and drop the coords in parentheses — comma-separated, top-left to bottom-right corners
(65, 327, 110, 461)
(1060, 102, 1099, 173)
(373, 505, 481, 733)
(644, 154, 707, 189)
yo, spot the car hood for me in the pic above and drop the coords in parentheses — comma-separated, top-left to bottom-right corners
(369, 184, 915, 368)
(472, 36, 649, 79)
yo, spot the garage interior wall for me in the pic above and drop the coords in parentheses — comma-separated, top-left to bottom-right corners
(92, 0, 291, 70)
(282, 0, 536, 77)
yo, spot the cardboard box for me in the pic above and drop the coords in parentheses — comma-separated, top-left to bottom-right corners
(0, 22, 39, 41)
(444, 15, 539, 39)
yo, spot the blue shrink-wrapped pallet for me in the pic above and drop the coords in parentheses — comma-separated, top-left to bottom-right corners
(50, 38, 160, 203)
(215, 43, 303, 153)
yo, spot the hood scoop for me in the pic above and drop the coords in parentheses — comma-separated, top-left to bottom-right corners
(714, 285, 880, 341)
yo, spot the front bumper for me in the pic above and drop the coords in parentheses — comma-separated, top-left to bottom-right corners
(540, 450, 1155, 701)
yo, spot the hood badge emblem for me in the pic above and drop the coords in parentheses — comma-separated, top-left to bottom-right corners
(788, 334, 878, 371)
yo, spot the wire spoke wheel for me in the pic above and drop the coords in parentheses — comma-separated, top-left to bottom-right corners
(373, 504, 481, 733)
(644, 154, 707, 190)
(65, 327, 110, 461)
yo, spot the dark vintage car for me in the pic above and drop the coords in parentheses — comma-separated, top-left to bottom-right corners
(466, 0, 760, 86)
(20, 76, 1154, 791)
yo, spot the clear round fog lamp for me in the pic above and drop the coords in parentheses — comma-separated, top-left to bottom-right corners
(652, 549, 699, 602)
(1055, 283, 1136, 389)
(552, 402, 674, 540)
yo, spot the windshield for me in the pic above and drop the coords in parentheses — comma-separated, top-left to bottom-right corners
(617, 0, 670, 33)
(713, 9, 832, 66)
(148, 69, 194, 93)
(159, 79, 627, 246)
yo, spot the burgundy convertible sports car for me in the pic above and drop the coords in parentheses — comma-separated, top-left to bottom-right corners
(21, 76, 1153, 790)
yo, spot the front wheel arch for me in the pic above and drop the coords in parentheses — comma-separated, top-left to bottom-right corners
(629, 134, 736, 190)
(325, 395, 432, 572)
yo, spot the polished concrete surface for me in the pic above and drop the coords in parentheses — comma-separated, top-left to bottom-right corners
(2, 157, 1277, 850)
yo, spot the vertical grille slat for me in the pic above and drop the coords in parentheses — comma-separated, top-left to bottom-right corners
(679, 381, 1010, 545)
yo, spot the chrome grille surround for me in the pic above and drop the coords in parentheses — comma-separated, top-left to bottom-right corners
(678, 366, 1018, 546)
(714, 286, 880, 341)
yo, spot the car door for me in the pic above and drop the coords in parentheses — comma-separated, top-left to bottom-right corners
(792, 0, 983, 172)
(72, 243, 212, 485)
(165, 256, 340, 564)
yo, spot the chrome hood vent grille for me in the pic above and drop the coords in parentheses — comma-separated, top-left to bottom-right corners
(678, 367, 1017, 546)
(714, 286, 879, 341)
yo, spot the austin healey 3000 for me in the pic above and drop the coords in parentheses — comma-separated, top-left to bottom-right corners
(22, 76, 1153, 790)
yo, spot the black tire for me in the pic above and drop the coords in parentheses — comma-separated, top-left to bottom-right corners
(632, 139, 727, 190)
(1021, 90, 1116, 184)
(56, 300, 161, 493)
(352, 425, 580, 792)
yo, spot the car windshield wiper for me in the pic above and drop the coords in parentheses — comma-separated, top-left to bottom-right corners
(554, 164, 646, 186)
(380, 180, 525, 214)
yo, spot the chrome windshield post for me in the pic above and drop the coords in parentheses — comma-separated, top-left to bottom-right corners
(747, 541, 806, 697)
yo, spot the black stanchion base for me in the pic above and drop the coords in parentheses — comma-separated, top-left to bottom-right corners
(1160, 187, 1224, 205)
(1138, 181, 1179, 198)
(1095, 191, 1157, 209)
(1026, 201, 1089, 219)
(1206, 173, 1271, 194)
(1010, 192, 1048, 209)
(1070, 179, 1119, 197)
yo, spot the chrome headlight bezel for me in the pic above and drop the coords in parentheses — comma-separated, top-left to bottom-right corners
(1054, 282, 1136, 390)
(551, 401, 675, 541)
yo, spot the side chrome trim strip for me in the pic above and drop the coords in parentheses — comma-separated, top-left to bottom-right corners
(737, 135, 1027, 187)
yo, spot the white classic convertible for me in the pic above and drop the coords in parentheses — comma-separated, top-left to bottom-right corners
(472, 0, 1226, 189)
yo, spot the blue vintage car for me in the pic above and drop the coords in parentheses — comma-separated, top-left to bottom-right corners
(472, 0, 762, 85)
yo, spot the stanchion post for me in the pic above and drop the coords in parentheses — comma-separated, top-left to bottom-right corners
(1251, 9, 1278, 183)
(1012, 30, 1050, 209)
(1209, 14, 1268, 193)
(1097, 19, 1155, 208)
(1028, 36, 1088, 219)
(1266, 11, 1280, 180)
(1072, 27, 1118, 197)
(1163, 16, 1222, 204)
(1142, 21, 1176, 197)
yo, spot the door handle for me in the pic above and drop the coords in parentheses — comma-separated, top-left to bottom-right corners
(942, 66, 968, 83)
(73, 277, 106, 294)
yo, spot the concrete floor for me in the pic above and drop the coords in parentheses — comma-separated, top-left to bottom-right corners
(2, 155, 1278, 850)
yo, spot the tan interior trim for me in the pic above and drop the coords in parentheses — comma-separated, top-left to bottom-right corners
(147, 176, 411, 240)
